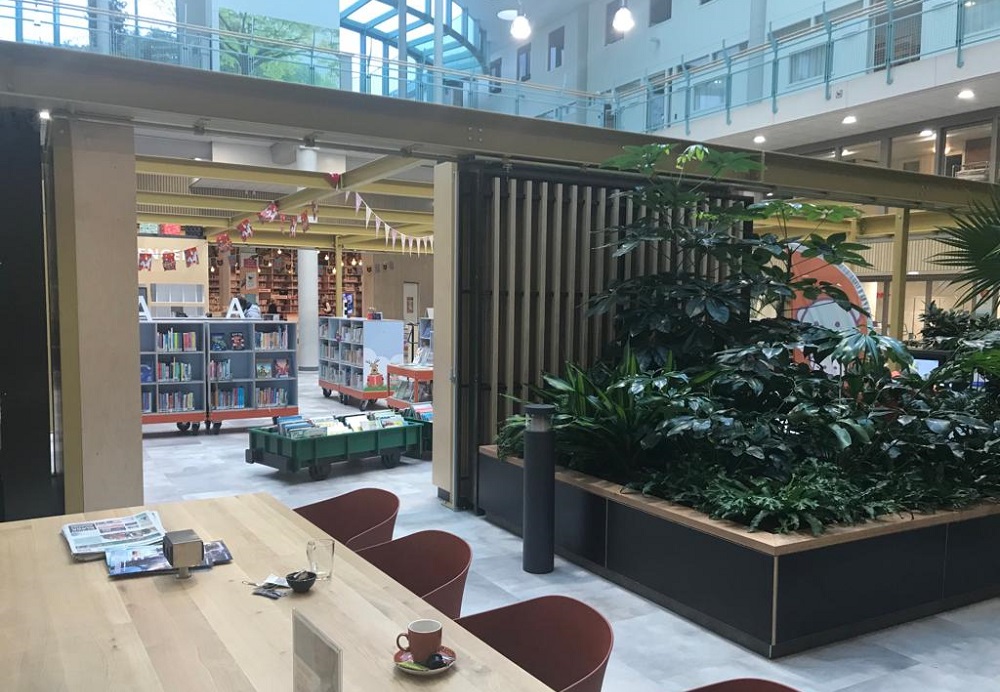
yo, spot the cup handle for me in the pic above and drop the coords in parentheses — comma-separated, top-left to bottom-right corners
(396, 633, 410, 652)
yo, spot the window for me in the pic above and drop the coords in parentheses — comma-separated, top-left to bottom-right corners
(605, 1, 623, 44)
(488, 58, 502, 93)
(646, 78, 666, 131)
(871, 1, 922, 69)
(771, 19, 811, 41)
(788, 45, 826, 83)
(964, 0, 1000, 36)
(548, 27, 564, 70)
(890, 131, 936, 174)
(516, 44, 531, 81)
(650, 0, 672, 25)
(814, 1, 863, 24)
(712, 41, 748, 62)
(943, 122, 992, 180)
(691, 78, 726, 113)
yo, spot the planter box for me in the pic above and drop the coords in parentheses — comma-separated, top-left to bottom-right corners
(477, 446, 1000, 658)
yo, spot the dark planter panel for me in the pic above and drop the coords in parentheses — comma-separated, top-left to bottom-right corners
(477, 453, 524, 534)
(776, 525, 946, 642)
(606, 501, 774, 644)
(555, 482, 606, 566)
(943, 515, 1000, 598)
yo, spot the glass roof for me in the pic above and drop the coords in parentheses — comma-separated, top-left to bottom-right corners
(339, 0, 486, 72)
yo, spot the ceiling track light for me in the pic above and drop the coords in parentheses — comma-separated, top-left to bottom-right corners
(612, 1, 635, 34)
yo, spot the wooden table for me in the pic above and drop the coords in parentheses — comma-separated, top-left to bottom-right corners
(0, 493, 548, 691)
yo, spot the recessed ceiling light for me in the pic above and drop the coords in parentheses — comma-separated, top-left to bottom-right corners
(497, 9, 518, 21)
(753, 135, 766, 144)
(958, 88, 975, 100)
(919, 129, 934, 137)
(842, 115, 857, 124)
(765, 192, 774, 197)
(965, 1, 976, 7)
(38, 109, 51, 121)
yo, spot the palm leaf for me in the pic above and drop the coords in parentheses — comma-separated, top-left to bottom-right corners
(933, 191, 1000, 308)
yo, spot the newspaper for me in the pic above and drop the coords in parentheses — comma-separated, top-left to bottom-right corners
(61, 511, 167, 560)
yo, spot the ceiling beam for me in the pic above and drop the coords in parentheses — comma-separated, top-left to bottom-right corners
(137, 192, 263, 213)
(754, 209, 953, 238)
(357, 180, 434, 199)
(236, 231, 424, 253)
(135, 155, 328, 188)
(137, 213, 228, 228)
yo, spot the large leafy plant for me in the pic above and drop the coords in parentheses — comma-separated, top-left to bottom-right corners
(934, 190, 1000, 308)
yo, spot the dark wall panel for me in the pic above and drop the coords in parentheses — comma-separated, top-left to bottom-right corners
(0, 109, 60, 520)
(607, 501, 774, 643)
(555, 481, 607, 566)
(943, 515, 1000, 598)
(776, 526, 946, 642)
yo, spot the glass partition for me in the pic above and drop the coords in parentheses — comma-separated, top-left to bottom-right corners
(943, 122, 992, 181)
(839, 140, 881, 166)
(890, 130, 937, 174)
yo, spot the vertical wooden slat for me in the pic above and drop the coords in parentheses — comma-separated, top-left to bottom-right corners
(549, 184, 564, 374)
(578, 187, 593, 365)
(591, 189, 607, 362)
(520, 180, 534, 400)
(536, 182, 549, 383)
(488, 176, 502, 439)
(565, 185, 579, 368)
(504, 177, 517, 418)
(624, 196, 635, 282)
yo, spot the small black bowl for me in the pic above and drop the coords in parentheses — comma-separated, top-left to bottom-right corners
(286, 571, 317, 593)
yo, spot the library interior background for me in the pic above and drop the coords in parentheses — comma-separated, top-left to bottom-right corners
(5, 0, 1000, 690)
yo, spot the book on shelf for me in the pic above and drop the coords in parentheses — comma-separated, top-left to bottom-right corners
(158, 329, 199, 352)
(209, 359, 232, 381)
(230, 332, 246, 350)
(141, 391, 153, 414)
(273, 358, 290, 378)
(256, 362, 273, 379)
(409, 403, 434, 422)
(106, 540, 233, 578)
(255, 326, 290, 350)
(158, 359, 193, 382)
(210, 335, 228, 351)
(211, 385, 245, 410)
(140, 363, 154, 383)
(256, 386, 289, 407)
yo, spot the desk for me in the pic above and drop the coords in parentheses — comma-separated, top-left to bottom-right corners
(0, 493, 548, 691)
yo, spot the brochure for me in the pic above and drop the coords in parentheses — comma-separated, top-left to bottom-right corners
(105, 540, 233, 578)
(61, 511, 167, 561)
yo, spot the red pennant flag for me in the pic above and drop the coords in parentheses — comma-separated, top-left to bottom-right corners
(162, 252, 177, 271)
(184, 247, 199, 267)
(138, 252, 152, 271)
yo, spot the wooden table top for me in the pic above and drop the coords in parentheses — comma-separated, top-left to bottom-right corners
(0, 493, 548, 691)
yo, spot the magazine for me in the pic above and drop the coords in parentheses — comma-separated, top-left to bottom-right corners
(105, 540, 233, 578)
(61, 511, 167, 561)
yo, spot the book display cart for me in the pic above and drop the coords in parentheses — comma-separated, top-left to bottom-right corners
(139, 319, 298, 434)
(318, 317, 404, 410)
(386, 364, 433, 411)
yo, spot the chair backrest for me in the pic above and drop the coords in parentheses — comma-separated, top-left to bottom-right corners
(294, 488, 399, 550)
(456, 595, 613, 692)
(687, 680, 800, 692)
(357, 530, 472, 619)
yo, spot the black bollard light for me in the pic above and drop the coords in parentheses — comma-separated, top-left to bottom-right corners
(522, 403, 556, 574)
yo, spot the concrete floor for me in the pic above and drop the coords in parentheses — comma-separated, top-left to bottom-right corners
(143, 373, 1000, 692)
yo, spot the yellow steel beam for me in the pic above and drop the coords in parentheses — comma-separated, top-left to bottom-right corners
(135, 155, 328, 188)
(357, 180, 434, 199)
(137, 191, 264, 213)
(274, 155, 426, 214)
(754, 209, 953, 238)
(318, 205, 432, 226)
(137, 212, 228, 228)
(889, 209, 911, 340)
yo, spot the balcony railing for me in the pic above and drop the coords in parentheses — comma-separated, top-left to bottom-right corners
(2, 0, 999, 137)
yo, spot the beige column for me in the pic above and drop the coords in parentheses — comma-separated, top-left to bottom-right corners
(53, 118, 143, 513)
(334, 236, 344, 317)
(889, 208, 911, 340)
(431, 162, 456, 502)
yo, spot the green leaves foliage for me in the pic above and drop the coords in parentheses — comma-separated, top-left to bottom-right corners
(934, 190, 1000, 308)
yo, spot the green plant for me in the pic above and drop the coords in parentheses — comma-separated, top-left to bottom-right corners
(934, 190, 1000, 308)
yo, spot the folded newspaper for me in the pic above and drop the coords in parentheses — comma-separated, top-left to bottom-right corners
(61, 511, 168, 561)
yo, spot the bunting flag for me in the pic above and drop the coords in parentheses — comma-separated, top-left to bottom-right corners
(288, 215, 298, 237)
(162, 252, 177, 271)
(390, 228, 398, 249)
(355, 193, 363, 213)
(299, 210, 311, 232)
(365, 205, 373, 228)
(325, 172, 341, 188)
(184, 247, 199, 267)
(385, 225, 390, 245)
(375, 216, 382, 237)
(216, 233, 233, 253)
(238, 219, 254, 242)
(258, 202, 279, 223)
(138, 252, 152, 271)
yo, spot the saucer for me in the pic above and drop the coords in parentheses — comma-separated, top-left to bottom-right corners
(394, 646, 457, 676)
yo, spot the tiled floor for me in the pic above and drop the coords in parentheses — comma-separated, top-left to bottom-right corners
(144, 373, 1000, 692)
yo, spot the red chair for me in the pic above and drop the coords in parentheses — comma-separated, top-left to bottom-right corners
(356, 530, 472, 619)
(688, 680, 800, 691)
(456, 595, 613, 692)
(294, 488, 399, 550)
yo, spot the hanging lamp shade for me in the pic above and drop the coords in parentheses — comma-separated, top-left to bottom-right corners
(510, 13, 531, 40)
(612, 5, 635, 33)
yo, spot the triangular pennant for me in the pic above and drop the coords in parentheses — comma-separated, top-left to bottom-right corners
(355, 194, 363, 214)
(384, 225, 390, 245)
(375, 217, 382, 236)
(390, 228, 398, 249)
(365, 205, 372, 228)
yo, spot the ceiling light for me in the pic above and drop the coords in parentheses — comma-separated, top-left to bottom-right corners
(351, 257, 358, 267)
(958, 88, 975, 100)
(919, 129, 935, 137)
(277, 248, 282, 255)
(841, 149, 855, 156)
(210, 265, 216, 273)
(753, 135, 766, 144)
(965, 1, 976, 7)
(765, 192, 774, 197)
(324, 253, 330, 261)
(510, 12, 531, 40)
(842, 115, 857, 125)
(497, 9, 519, 21)
(612, 3, 635, 33)
(358, 259, 364, 266)
(38, 109, 51, 121)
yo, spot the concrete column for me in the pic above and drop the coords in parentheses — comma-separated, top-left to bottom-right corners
(747, 0, 768, 103)
(398, 0, 409, 96)
(432, 162, 457, 504)
(52, 118, 142, 513)
(889, 208, 911, 340)
(297, 249, 319, 371)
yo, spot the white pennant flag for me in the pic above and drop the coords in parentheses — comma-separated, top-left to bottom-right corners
(390, 228, 398, 249)
(429, 236, 434, 252)
(384, 225, 390, 245)
(355, 193, 363, 214)
(344, 190, 352, 205)
(375, 216, 382, 237)
(365, 205, 372, 227)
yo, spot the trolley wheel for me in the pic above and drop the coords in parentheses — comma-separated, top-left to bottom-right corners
(176, 422, 191, 432)
(380, 450, 402, 469)
(212, 422, 222, 434)
(358, 399, 369, 411)
(322, 388, 332, 398)
(308, 463, 332, 481)
(191, 422, 201, 434)
(339, 392, 347, 404)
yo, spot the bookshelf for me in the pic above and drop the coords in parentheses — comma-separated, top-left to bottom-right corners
(386, 364, 433, 411)
(318, 317, 404, 410)
(256, 249, 299, 318)
(139, 318, 298, 434)
(319, 253, 364, 317)
(140, 320, 207, 431)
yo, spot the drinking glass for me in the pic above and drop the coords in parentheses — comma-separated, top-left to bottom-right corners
(307, 539, 335, 580)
